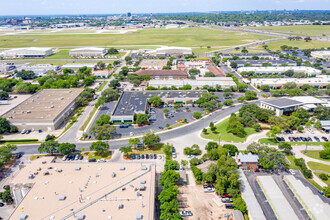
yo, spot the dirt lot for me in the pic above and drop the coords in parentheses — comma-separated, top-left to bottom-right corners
(178, 170, 233, 220)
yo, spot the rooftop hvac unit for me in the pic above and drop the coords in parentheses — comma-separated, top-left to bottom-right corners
(50, 105, 54, 108)
(118, 203, 124, 209)
(60, 97, 64, 100)
(27, 110, 31, 113)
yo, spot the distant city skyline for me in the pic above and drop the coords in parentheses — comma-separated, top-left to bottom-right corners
(0, 0, 329, 16)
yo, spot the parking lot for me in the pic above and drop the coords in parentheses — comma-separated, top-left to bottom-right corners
(277, 128, 329, 143)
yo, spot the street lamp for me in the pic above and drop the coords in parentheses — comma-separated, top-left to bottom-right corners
(218, 133, 221, 146)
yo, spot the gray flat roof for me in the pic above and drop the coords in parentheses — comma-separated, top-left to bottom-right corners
(113, 91, 204, 116)
(233, 59, 296, 65)
(222, 53, 279, 57)
(261, 98, 302, 108)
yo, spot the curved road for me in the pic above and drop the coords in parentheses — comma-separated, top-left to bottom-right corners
(14, 102, 247, 154)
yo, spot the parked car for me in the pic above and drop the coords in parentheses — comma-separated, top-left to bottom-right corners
(220, 193, 231, 198)
(221, 198, 233, 203)
(180, 211, 192, 216)
(321, 136, 328, 141)
(172, 147, 176, 153)
(137, 154, 141, 160)
(141, 154, 145, 159)
(75, 155, 80, 160)
(119, 124, 129, 128)
(15, 153, 23, 159)
(146, 154, 149, 159)
(0, 202, 4, 207)
(130, 132, 134, 136)
(289, 169, 295, 175)
(172, 153, 177, 158)
(79, 155, 83, 160)
(281, 137, 285, 142)
(25, 129, 31, 134)
(149, 154, 153, 159)
(288, 137, 293, 142)
(131, 154, 136, 160)
(158, 155, 162, 160)
(21, 129, 26, 134)
(154, 154, 157, 159)
(225, 204, 234, 209)
(88, 158, 96, 162)
(62, 155, 67, 161)
(314, 136, 320, 142)
(276, 137, 281, 142)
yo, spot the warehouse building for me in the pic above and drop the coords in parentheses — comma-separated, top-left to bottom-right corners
(69, 47, 108, 58)
(221, 53, 279, 60)
(8, 157, 155, 220)
(148, 77, 236, 89)
(154, 47, 193, 57)
(311, 50, 330, 60)
(1, 47, 54, 59)
(227, 59, 296, 68)
(206, 65, 226, 77)
(61, 63, 96, 71)
(1, 89, 83, 131)
(111, 91, 204, 122)
(16, 64, 61, 77)
(238, 66, 322, 76)
(136, 69, 188, 79)
(251, 75, 329, 89)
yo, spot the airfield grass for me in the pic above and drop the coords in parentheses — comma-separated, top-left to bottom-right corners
(47, 50, 70, 59)
(0, 27, 277, 48)
(257, 39, 330, 50)
(244, 25, 330, 37)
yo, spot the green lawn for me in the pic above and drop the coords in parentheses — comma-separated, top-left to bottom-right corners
(86, 151, 112, 160)
(96, 81, 107, 92)
(244, 25, 330, 37)
(315, 172, 330, 186)
(307, 161, 330, 173)
(201, 117, 257, 143)
(286, 155, 300, 170)
(256, 40, 330, 51)
(259, 138, 325, 146)
(227, 48, 267, 53)
(0, 28, 277, 48)
(304, 150, 329, 162)
(47, 50, 70, 59)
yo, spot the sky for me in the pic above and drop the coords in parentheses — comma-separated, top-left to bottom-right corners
(0, 0, 329, 16)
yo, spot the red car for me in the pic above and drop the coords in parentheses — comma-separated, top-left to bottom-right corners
(254, 169, 260, 172)
(221, 193, 231, 198)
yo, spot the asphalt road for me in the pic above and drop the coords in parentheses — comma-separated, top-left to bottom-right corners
(13, 102, 253, 154)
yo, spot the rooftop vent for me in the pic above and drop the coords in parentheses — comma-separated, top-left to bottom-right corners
(119, 167, 125, 171)
(60, 97, 64, 100)
(50, 105, 54, 108)
(27, 110, 31, 114)
(59, 195, 66, 200)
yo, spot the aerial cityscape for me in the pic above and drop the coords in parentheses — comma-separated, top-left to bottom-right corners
(0, 1, 330, 220)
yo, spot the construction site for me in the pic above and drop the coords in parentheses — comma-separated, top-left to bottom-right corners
(7, 157, 155, 220)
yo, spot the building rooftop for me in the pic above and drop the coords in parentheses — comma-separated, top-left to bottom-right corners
(2, 89, 83, 121)
(139, 59, 168, 68)
(222, 53, 278, 57)
(233, 59, 296, 65)
(8, 157, 155, 220)
(207, 66, 226, 76)
(235, 152, 259, 163)
(62, 63, 96, 69)
(113, 91, 204, 116)
(261, 98, 302, 108)
(3, 47, 52, 52)
(70, 47, 106, 52)
(290, 96, 327, 105)
(251, 76, 330, 85)
(238, 66, 321, 73)
(136, 69, 188, 77)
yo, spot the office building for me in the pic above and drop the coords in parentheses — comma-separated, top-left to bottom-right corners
(135, 69, 188, 80)
(238, 66, 322, 76)
(155, 47, 193, 57)
(221, 53, 279, 60)
(227, 59, 296, 68)
(311, 50, 330, 60)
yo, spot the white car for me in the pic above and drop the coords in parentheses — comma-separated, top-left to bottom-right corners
(180, 211, 192, 216)
(130, 132, 134, 136)
(289, 169, 295, 175)
(172, 153, 177, 158)
(62, 155, 67, 161)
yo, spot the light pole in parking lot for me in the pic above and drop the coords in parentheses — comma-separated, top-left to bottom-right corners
(218, 133, 221, 146)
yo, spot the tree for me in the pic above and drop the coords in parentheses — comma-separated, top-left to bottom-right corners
(58, 143, 76, 155)
(284, 69, 294, 77)
(206, 142, 218, 152)
(205, 72, 215, 77)
(119, 146, 132, 158)
(100, 88, 120, 102)
(283, 82, 297, 90)
(304, 36, 312, 42)
(222, 144, 239, 156)
(253, 123, 261, 132)
(0, 188, 13, 203)
(0, 117, 10, 134)
(0, 91, 9, 100)
(135, 113, 149, 126)
(16, 70, 35, 80)
(292, 108, 310, 125)
(109, 80, 120, 89)
(193, 112, 202, 119)
(224, 99, 234, 106)
(278, 142, 292, 154)
(237, 83, 248, 92)
(108, 48, 119, 54)
(96, 114, 111, 126)
(244, 91, 257, 100)
(143, 133, 161, 146)
(314, 106, 330, 120)
(128, 138, 140, 148)
(230, 62, 237, 69)
(165, 160, 180, 171)
(90, 141, 109, 154)
(260, 85, 270, 92)
(90, 124, 116, 140)
(148, 96, 163, 107)
(181, 160, 188, 169)
(0, 144, 17, 165)
(38, 140, 59, 155)
(233, 196, 247, 214)
(241, 48, 248, 53)
(166, 123, 170, 128)
(96, 61, 106, 70)
(163, 143, 173, 157)
(266, 126, 281, 141)
(189, 69, 200, 78)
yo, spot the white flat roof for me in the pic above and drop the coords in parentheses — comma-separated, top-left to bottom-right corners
(156, 46, 192, 51)
(4, 47, 52, 52)
(70, 47, 106, 52)
(290, 96, 327, 104)
(238, 66, 321, 74)
(62, 63, 96, 68)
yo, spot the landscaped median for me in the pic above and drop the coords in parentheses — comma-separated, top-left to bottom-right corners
(201, 117, 257, 143)
(258, 138, 325, 146)
(0, 139, 39, 145)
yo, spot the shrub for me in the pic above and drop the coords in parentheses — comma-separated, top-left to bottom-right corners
(302, 168, 313, 179)
(191, 164, 203, 184)
(252, 123, 261, 132)
(319, 173, 328, 181)
(193, 112, 202, 119)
